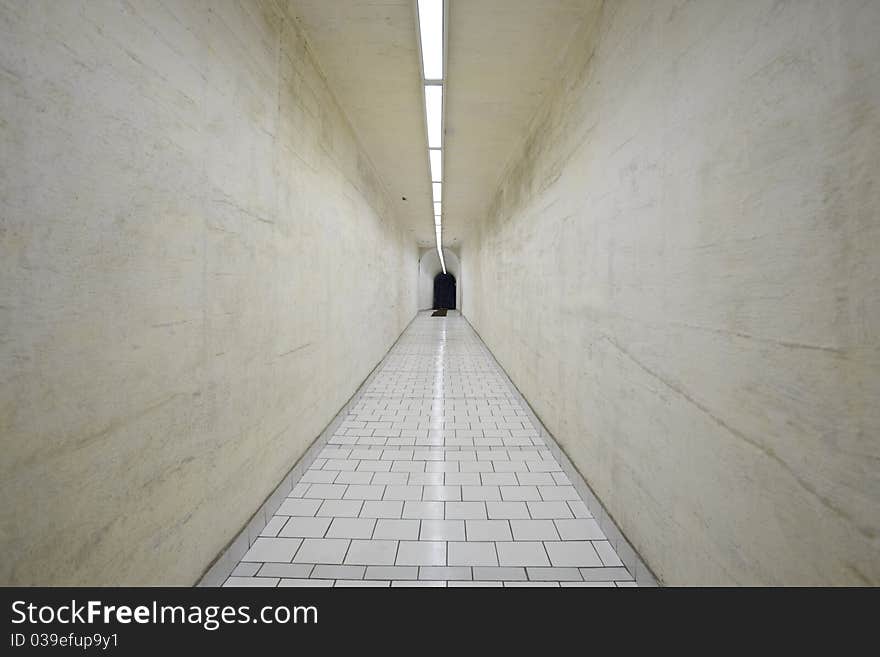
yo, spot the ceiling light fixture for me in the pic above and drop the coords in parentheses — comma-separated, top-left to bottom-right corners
(436, 235, 447, 274)
(418, 0, 447, 275)
(429, 149, 442, 183)
(417, 0, 443, 80)
(425, 85, 443, 148)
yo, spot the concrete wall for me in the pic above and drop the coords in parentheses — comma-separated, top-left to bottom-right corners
(418, 248, 461, 310)
(0, 0, 417, 585)
(461, 0, 879, 585)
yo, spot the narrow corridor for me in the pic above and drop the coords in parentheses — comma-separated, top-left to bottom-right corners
(4, 0, 877, 591)
(222, 312, 635, 587)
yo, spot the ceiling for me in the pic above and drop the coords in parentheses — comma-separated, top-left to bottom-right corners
(285, 0, 596, 248)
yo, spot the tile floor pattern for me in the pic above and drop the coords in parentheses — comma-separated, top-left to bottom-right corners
(224, 311, 636, 587)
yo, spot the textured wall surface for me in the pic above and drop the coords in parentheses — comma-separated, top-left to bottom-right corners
(0, 0, 416, 585)
(462, 0, 880, 585)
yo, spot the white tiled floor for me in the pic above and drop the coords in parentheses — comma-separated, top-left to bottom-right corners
(224, 311, 635, 587)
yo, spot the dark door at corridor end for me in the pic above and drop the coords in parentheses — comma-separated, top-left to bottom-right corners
(433, 273, 456, 310)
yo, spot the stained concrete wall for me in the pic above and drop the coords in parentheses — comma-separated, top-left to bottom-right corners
(461, 0, 880, 585)
(0, 0, 417, 585)
(418, 248, 461, 310)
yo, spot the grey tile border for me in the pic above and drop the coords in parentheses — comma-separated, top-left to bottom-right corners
(197, 315, 419, 587)
(462, 314, 660, 587)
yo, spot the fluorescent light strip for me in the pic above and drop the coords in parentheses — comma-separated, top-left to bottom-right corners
(418, 0, 443, 80)
(425, 85, 442, 148)
(418, 0, 446, 275)
(429, 149, 442, 182)
(435, 236, 446, 275)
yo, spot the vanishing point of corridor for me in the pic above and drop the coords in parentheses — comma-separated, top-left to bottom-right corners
(223, 312, 635, 587)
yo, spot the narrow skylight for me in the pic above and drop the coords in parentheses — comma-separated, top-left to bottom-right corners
(432, 182, 442, 204)
(417, 0, 443, 80)
(434, 202, 442, 216)
(429, 149, 442, 182)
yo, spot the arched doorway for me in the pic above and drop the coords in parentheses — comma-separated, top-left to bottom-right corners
(433, 272, 456, 310)
(418, 248, 462, 311)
